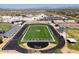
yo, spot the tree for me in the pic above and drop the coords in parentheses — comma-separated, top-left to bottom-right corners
(0, 36, 3, 44)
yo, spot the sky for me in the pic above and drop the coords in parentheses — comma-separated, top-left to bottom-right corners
(0, 4, 79, 9)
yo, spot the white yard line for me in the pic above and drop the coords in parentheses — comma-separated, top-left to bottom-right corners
(21, 25, 55, 42)
(21, 25, 44, 41)
(21, 26, 30, 41)
(46, 25, 55, 42)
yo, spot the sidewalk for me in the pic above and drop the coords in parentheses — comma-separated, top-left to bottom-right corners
(0, 38, 12, 50)
(0, 24, 25, 53)
(0, 50, 20, 53)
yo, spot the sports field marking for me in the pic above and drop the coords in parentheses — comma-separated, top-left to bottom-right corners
(46, 25, 55, 42)
(21, 26, 30, 41)
(21, 25, 55, 42)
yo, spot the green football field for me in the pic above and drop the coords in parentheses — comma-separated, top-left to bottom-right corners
(21, 24, 55, 42)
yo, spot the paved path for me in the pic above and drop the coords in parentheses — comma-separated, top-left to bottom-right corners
(2, 24, 65, 53)
(40, 36, 65, 53)
(40, 25, 65, 53)
(2, 24, 28, 53)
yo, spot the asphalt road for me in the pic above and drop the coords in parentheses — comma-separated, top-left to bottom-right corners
(40, 36, 65, 53)
(2, 24, 65, 53)
(41, 25, 65, 53)
(2, 24, 28, 53)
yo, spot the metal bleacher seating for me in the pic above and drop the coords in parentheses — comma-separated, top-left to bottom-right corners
(3, 25, 21, 38)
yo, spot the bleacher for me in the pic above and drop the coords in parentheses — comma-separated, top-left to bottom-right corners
(57, 27, 64, 33)
(40, 16, 65, 21)
(22, 38, 53, 42)
(3, 25, 21, 38)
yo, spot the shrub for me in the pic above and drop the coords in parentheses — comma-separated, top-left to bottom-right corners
(0, 36, 3, 44)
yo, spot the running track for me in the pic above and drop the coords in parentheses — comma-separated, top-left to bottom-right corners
(2, 24, 65, 53)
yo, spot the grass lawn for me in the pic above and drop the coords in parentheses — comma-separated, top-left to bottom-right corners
(66, 28, 79, 51)
(0, 22, 13, 31)
(25, 25, 52, 39)
(20, 24, 60, 43)
(17, 24, 60, 46)
(22, 25, 54, 42)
